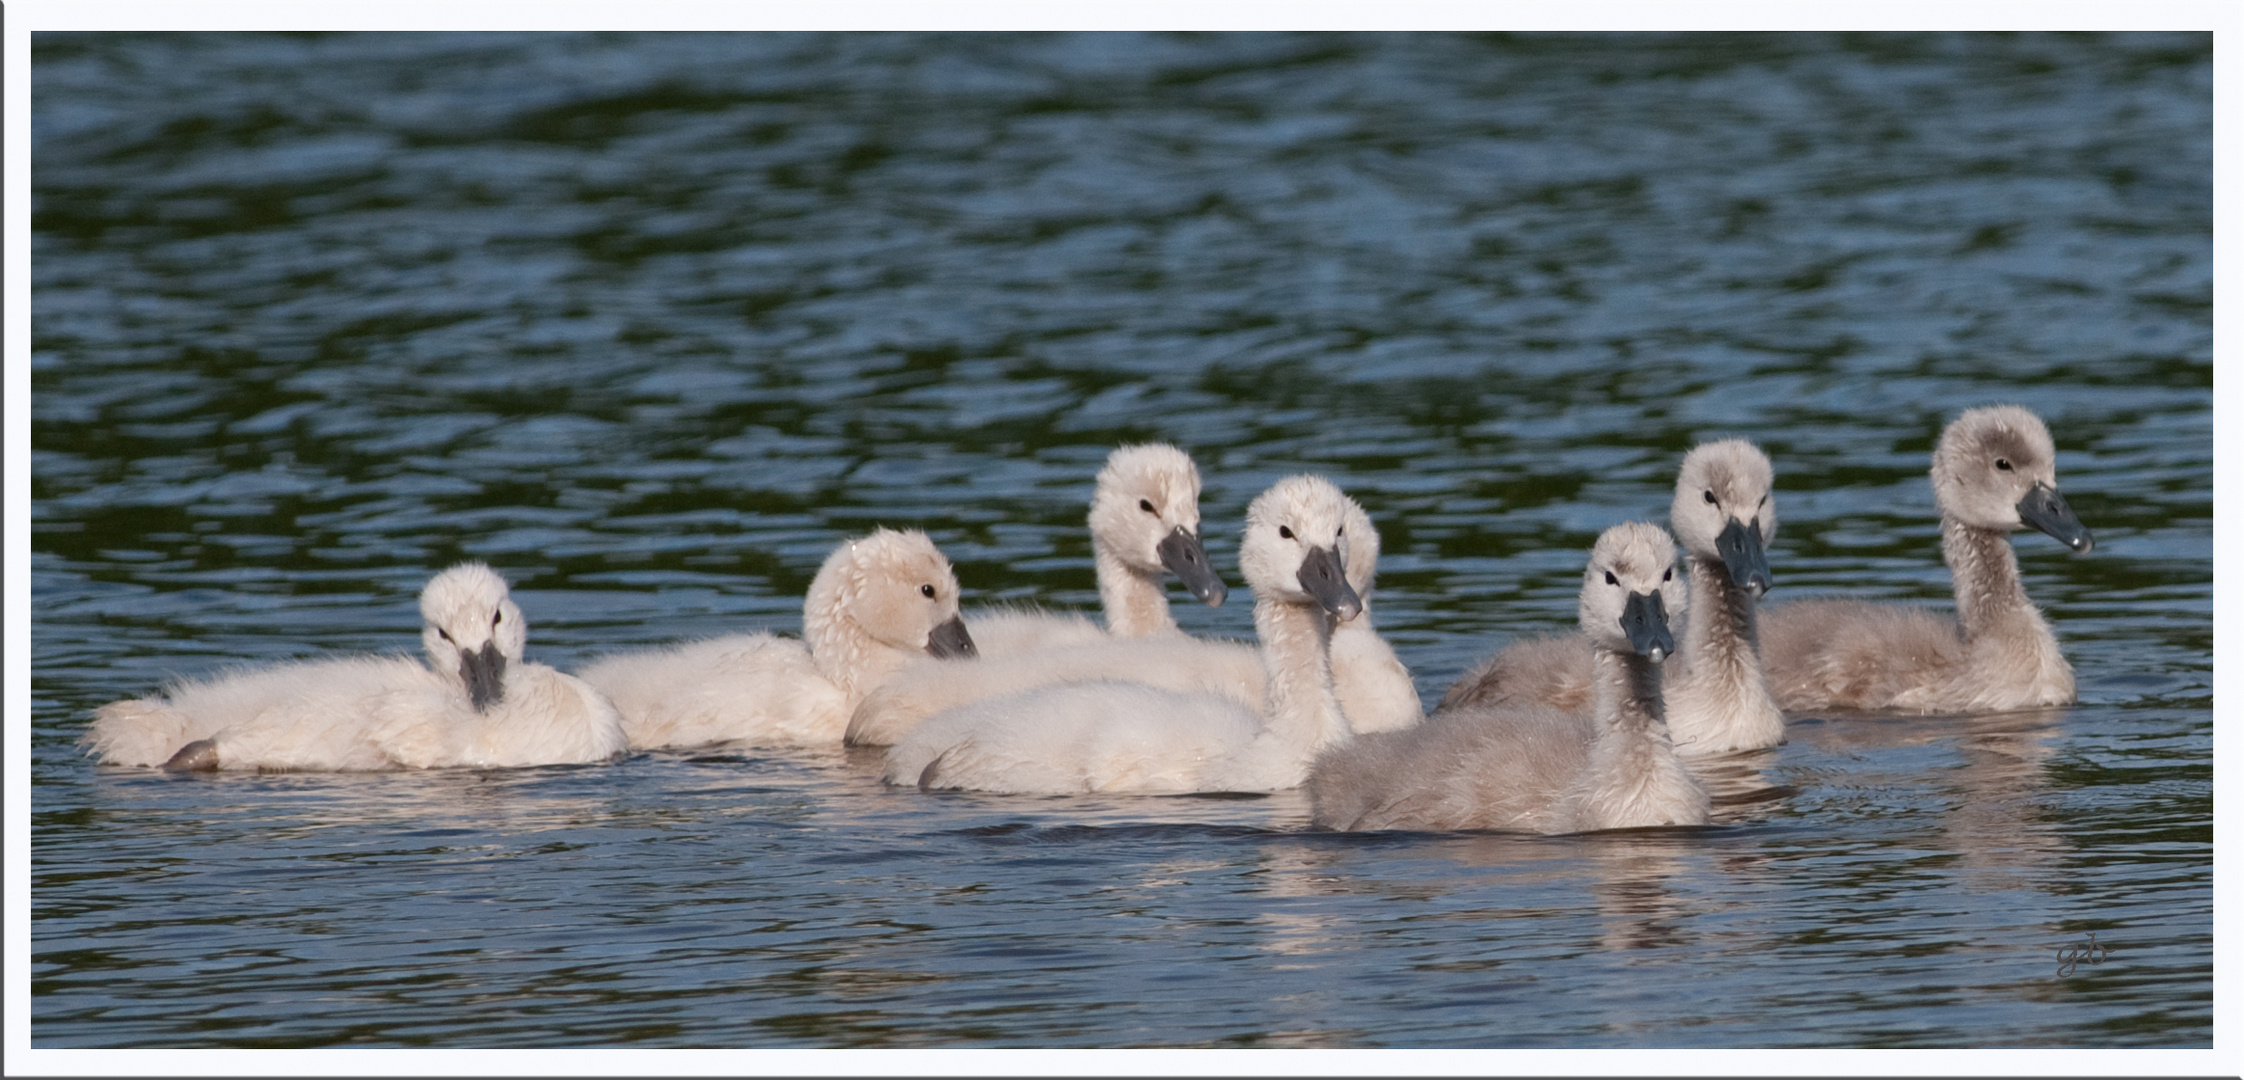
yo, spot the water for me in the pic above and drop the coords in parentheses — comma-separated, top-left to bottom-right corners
(28, 32, 2211, 1049)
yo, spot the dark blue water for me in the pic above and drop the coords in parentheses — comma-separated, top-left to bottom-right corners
(29, 31, 2211, 1049)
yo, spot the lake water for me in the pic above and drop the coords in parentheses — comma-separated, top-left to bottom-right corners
(25, 32, 2213, 1052)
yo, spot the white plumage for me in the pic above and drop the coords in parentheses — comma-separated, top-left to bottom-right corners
(848, 486, 1420, 747)
(81, 563, 628, 771)
(962, 442, 1229, 659)
(884, 475, 1366, 795)
(578, 528, 977, 750)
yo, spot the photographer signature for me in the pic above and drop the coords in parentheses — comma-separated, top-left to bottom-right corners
(2056, 932, 2113, 977)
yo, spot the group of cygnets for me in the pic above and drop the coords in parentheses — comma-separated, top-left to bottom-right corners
(83, 405, 2093, 836)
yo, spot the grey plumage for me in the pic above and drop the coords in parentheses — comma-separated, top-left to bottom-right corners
(1310, 522, 1709, 834)
(1759, 406, 2090, 714)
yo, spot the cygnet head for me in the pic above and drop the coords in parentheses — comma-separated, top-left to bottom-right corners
(420, 562, 525, 713)
(1088, 443, 1228, 606)
(1669, 439, 1777, 596)
(1578, 522, 1687, 663)
(1930, 405, 2093, 553)
(804, 527, 978, 664)
(1240, 475, 1364, 622)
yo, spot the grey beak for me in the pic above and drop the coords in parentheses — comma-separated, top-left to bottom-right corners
(461, 640, 506, 713)
(1157, 526, 1229, 607)
(1619, 590, 1675, 664)
(1296, 545, 1363, 622)
(925, 615, 978, 660)
(2017, 482, 2094, 554)
(1714, 517, 1773, 597)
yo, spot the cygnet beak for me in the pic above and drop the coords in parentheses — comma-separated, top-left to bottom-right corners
(2017, 482, 2094, 554)
(461, 640, 507, 713)
(1158, 525, 1229, 607)
(1619, 589, 1675, 664)
(1296, 545, 1363, 622)
(1715, 517, 1773, 597)
(925, 615, 978, 660)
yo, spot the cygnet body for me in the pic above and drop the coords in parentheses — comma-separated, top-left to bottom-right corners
(1309, 522, 1707, 834)
(578, 528, 977, 750)
(1759, 406, 2091, 714)
(1435, 441, 1784, 756)
(962, 443, 1229, 660)
(82, 563, 628, 771)
(884, 475, 1364, 795)
(847, 493, 1418, 746)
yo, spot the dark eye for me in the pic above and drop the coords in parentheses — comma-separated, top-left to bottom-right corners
(1604, 571, 1618, 586)
(1995, 458, 2013, 471)
(1759, 494, 1768, 506)
(920, 584, 935, 599)
(1662, 568, 1672, 582)
(1139, 499, 1156, 514)
(1279, 526, 1294, 540)
(1703, 490, 1717, 504)
(492, 610, 502, 626)
(437, 628, 454, 643)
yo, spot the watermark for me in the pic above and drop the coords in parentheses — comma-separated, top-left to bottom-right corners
(2056, 932, 2113, 977)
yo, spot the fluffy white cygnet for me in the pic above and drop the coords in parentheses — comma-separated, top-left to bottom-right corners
(883, 474, 1365, 795)
(81, 563, 629, 772)
(1309, 521, 1708, 834)
(961, 443, 1230, 659)
(578, 528, 977, 751)
(845, 489, 1419, 746)
(1758, 405, 2092, 714)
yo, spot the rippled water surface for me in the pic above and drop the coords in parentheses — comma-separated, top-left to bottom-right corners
(28, 32, 2211, 1049)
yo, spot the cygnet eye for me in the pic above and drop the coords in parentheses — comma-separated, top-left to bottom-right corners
(1604, 570, 1618, 586)
(1278, 526, 1295, 540)
(1703, 490, 1717, 504)
(492, 610, 502, 626)
(437, 628, 454, 643)
(1995, 458, 2013, 471)
(1139, 499, 1156, 514)
(920, 584, 936, 599)
(1663, 567, 1673, 582)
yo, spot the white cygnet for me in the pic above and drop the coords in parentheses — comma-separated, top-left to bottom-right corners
(962, 442, 1230, 658)
(883, 475, 1365, 795)
(81, 563, 629, 772)
(846, 490, 1419, 747)
(578, 528, 977, 751)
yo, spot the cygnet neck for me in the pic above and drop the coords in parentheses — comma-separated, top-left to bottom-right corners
(1941, 516, 2053, 645)
(1252, 587, 1350, 755)
(1591, 640, 1667, 737)
(1677, 553, 1767, 694)
(1095, 544, 1178, 637)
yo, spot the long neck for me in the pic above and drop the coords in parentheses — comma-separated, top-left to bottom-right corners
(1942, 516, 2049, 644)
(1591, 643, 1667, 742)
(1096, 543, 1177, 637)
(1254, 594, 1350, 755)
(1679, 554, 1771, 698)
